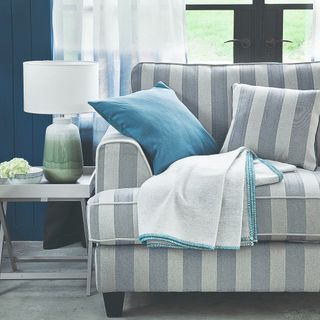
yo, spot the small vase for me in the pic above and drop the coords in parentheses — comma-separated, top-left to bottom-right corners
(43, 117, 83, 183)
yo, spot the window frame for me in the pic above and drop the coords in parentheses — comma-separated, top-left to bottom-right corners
(186, 0, 313, 63)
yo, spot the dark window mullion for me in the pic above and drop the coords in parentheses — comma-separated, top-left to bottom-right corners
(263, 6, 284, 62)
(252, 0, 265, 62)
(265, 4, 312, 10)
(234, 7, 253, 63)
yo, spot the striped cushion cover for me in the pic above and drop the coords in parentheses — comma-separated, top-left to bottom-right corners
(88, 168, 320, 244)
(95, 243, 320, 292)
(221, 84, 320, 170)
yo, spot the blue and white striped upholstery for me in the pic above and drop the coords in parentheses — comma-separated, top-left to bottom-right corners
(131, 62, 320, 148)
(88, 188, 140, 245)
(95, 242, 320, 292)
(96, 62, 320, 193)
(96, 126, 152, 193)
(88, 168, 320, 244)
(222, 84, 320, 170)
(92, 62, 320, 295)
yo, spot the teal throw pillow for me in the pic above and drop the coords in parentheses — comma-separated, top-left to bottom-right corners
(89, 82, 219, 174)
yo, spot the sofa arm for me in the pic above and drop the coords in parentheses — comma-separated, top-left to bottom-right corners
(95, 126, 152, 193)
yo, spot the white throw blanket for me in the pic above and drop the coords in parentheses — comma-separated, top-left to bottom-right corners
(138, 147, 296, 250)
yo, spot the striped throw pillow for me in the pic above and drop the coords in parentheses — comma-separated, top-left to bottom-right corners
(221, 83, 320, 170)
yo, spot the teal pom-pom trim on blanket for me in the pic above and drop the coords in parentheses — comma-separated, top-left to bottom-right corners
(258, 158, 284, 180)
(246, 151, 257, 245)
(139, 233, 241, 250)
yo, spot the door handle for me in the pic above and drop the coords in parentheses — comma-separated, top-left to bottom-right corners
(224, 38, 251, 49)
(265, 38, 293, 48)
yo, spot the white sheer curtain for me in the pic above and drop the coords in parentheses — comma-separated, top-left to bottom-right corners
(52, 0, 186, 162)
(53, 0, 186, 98)
(311, 0, 320, 61)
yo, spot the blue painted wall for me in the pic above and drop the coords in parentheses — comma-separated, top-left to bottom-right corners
(0, 0, 52, 240)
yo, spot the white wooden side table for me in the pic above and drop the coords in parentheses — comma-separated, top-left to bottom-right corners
(0, 166, 95, 296)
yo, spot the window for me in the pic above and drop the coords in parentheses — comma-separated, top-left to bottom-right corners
(186, 10, 234, 63)
(186, 0, 313, 63)
(282, 9, 313, 62)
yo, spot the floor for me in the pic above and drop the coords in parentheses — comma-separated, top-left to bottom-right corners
(1, 242, 320, 320)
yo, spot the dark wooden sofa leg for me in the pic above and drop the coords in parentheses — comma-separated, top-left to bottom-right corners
(103, 292, 125, 318)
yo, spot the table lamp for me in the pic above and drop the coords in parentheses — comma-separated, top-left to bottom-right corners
(23, 61, 99, 183)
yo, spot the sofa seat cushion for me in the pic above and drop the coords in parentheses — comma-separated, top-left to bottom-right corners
(88, 168, 320, 244)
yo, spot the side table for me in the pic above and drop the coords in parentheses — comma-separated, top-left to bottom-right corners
(0, 166, 95, 296)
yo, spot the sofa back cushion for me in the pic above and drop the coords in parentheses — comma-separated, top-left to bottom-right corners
(131, 62, 320, 163)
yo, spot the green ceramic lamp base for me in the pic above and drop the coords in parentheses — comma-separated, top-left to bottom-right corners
(43, 117, 83, 184)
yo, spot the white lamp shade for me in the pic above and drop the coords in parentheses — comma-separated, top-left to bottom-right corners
(23, 61, 99, 115)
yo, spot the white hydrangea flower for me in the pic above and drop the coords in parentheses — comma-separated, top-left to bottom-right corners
(0, 158, 30, 178)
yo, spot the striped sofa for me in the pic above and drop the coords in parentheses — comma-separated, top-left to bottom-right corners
(88, 62, 320, 317)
